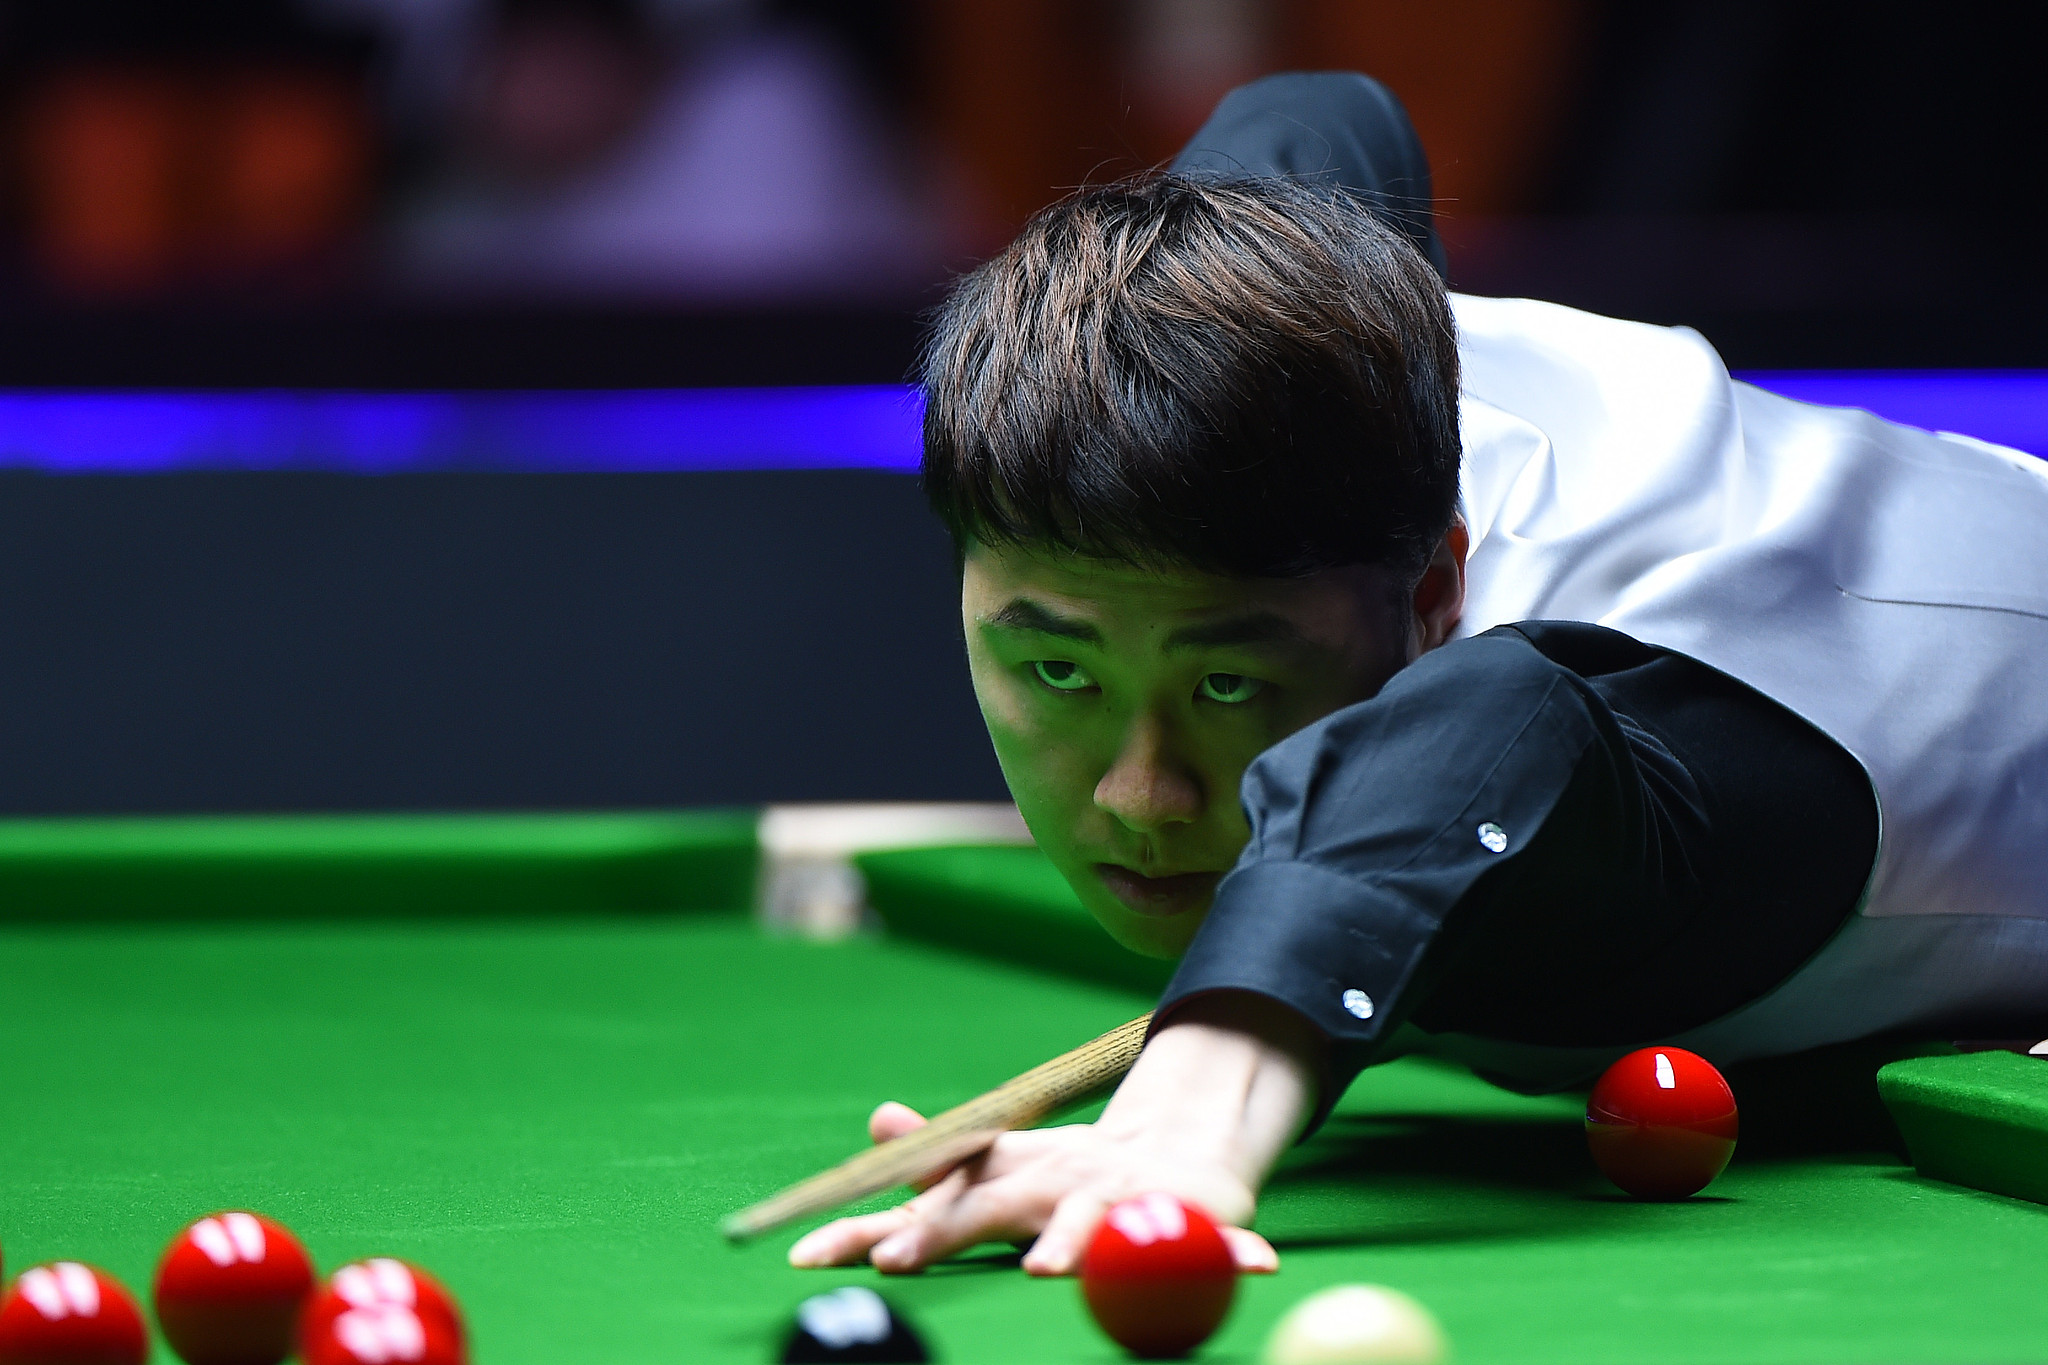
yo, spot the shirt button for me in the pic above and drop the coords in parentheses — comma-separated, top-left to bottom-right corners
(1341, 988, 1375, 1019)
(1477, 821, 1509, 853)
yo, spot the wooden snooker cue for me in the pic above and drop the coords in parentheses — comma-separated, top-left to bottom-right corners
(720, 1011, 1153, 1243)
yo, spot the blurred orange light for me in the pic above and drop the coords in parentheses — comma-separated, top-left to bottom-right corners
(17, 63, 373, 298)
(21, 69, 191, 294)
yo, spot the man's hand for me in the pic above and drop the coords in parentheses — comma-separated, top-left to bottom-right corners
(787, 993, 1321, 1276)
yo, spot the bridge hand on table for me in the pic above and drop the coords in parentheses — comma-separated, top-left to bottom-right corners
(785, 997, 1324, 1280)
(785, 1099, 1278, 1276)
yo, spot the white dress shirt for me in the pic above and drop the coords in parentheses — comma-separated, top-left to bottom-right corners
(1442, 294, 2048, 1076)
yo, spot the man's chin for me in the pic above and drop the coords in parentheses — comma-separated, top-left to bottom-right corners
(1092, 902, 1210, 960)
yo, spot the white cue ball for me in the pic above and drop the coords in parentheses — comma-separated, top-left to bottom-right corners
(1261, 1284, 1449, 1365)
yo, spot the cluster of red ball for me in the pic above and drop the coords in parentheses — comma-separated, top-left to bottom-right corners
(0, 1213, 466, 1365)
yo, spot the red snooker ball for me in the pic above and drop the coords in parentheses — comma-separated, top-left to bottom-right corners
(298, 1261, 465, 1365)
(1586, 1046, 1740, 1199)
(153, 1211, 317, 1365)
(1080, 1193, 1237, 1359)
(0, 1262, 149, 1365)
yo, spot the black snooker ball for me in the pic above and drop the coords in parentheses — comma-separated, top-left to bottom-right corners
(778, 1287, 930, 1363)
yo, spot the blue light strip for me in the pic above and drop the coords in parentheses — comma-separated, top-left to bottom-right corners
(0, 374, 2040, 473)
(1737, 372, 2048, 459)
(0, 387, 923, 474)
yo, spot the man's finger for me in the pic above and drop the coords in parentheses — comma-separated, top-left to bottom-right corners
(789, 1166, 971, 1268)
(788, 1207, 916, 1268)
(867, 1176, 1048, 1274)
(1019, 1187, 1114, 1277)
(1220, 1225, 1279, 1273)
(868, 1101, 928, 1145)
(868, 1100, 949, 1192)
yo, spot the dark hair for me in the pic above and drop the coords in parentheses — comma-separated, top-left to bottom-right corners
(920, 174, 1460, 582)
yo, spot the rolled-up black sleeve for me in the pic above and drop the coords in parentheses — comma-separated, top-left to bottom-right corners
(1155, 621, 1877, 1126)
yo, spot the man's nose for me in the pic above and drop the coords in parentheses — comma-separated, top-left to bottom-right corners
(1094, 716, 1204, 833)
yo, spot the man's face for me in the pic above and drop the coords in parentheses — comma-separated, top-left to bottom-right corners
(962, 539, 1458, 958)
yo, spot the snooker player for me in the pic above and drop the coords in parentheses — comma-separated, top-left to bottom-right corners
(789, 73, 2048, 1277)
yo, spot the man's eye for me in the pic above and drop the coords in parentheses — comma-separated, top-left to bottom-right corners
(1196, 672, 1266, 704)
(1031, 660, 1095, 692)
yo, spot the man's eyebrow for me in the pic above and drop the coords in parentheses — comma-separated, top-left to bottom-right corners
(1163, 612, 1310, 652)
(981, 599, 1103, 644)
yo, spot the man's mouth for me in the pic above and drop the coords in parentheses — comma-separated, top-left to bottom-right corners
(1092, 864, 1224, 917)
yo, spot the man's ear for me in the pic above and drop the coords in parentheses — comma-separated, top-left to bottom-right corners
(1408, 519, 1468, 657)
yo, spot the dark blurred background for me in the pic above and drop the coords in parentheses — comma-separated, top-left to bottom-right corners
(4, 0, 2042, 374)
(1, 1, 2042, 813)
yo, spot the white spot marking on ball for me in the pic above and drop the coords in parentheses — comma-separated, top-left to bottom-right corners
(368, 1258, 418, 1307)
(1108, 1192, 1187, 1246)
(336, 1260, 415, 1310)
(192, 1218, 238, 1267)
(798, 1287, 891, 1349)
(19, 1268, 69, 1320)
(334, 1265, 377, 1308)
(54, 1263, 101, 1318)
(336, 1306, 426, 1364)
(224, 1211, 267, 1262)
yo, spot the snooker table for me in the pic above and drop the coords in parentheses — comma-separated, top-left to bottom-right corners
(5, 812, 2048, 1365)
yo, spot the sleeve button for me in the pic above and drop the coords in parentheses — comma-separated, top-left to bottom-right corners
(1477, 821, 1509, 853)
(1341, 988, 1375, 1019)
